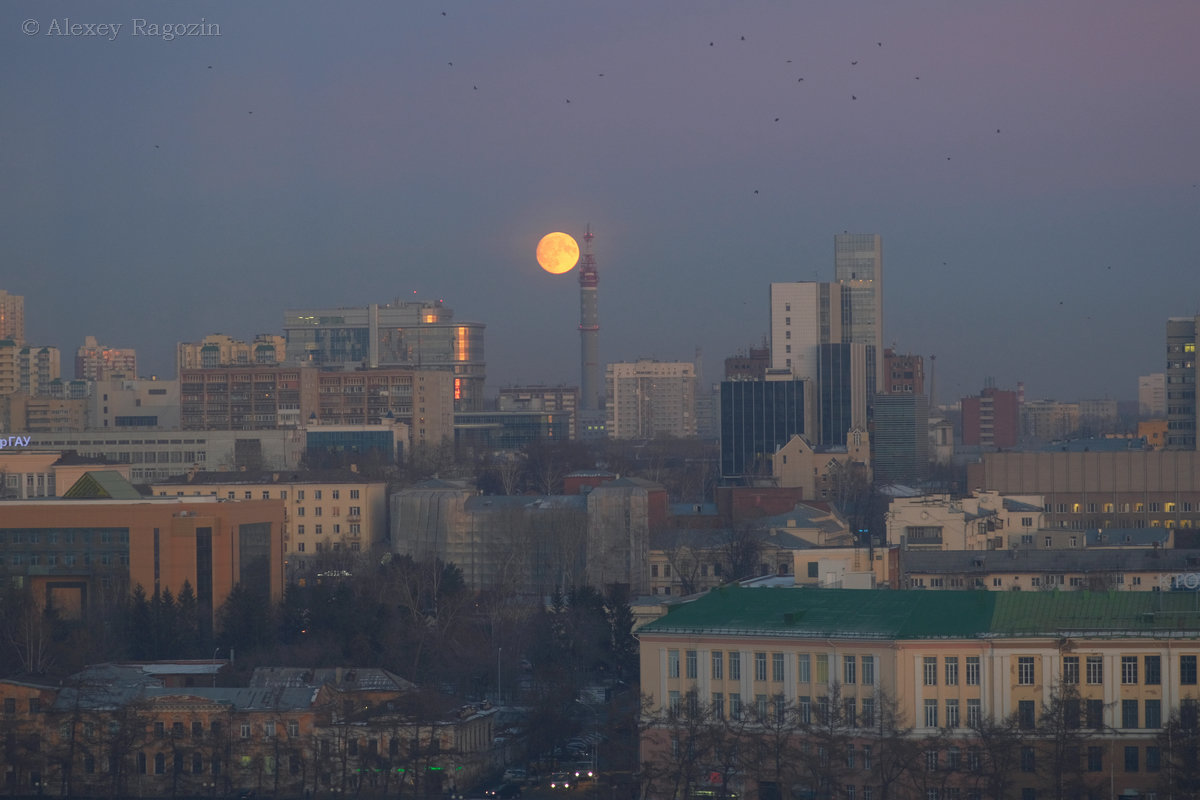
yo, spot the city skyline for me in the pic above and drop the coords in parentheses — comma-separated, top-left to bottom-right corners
(4, 1, 1199, 402)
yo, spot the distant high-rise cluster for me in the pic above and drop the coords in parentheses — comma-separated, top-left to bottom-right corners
(75, 335, 137, 381)
(283, 298, 486, 412)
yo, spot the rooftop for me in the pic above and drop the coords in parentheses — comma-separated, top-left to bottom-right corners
(638, 585, 1200, 640)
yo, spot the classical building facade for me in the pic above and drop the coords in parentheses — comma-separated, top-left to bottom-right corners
(0, 663, 496, 798)
(639, 586, 1200, 800)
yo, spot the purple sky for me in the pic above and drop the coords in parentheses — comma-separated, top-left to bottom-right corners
(4, 1, 1199, 405)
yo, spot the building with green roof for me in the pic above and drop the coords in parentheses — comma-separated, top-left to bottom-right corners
(639, 586, 1200, 800)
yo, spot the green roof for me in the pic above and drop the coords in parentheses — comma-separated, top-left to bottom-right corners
(639, 585, 1200, 640)
(62, 470, 144, 500)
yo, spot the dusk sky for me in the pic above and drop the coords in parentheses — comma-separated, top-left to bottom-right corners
(4, 1, 1199, 405)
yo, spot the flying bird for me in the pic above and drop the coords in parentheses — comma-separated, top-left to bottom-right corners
(851, 60, 858, 65)
(741, 35, 745, 40)
(877, 42, 883, 46)
(851, 95, 857, 100)
(774, 117, 780, 122)
(441, 10, 447, 15)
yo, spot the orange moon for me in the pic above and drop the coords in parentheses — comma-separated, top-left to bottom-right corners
(536, 232, 580, 274)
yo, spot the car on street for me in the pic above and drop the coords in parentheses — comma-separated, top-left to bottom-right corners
(484, 783, 522, 799)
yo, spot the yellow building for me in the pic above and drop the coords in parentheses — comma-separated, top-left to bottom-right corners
(150, 470, 388, 579)
(770, 431, 871, 501)
(638, 586, 1200, 800)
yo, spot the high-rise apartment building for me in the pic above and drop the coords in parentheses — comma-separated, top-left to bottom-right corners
(75, 335, 137, 381)
(1166, 316, 1198, 449)
(768, 282, 842, 379)
(0, 290, 24, 344)
(1021, 399, 1080, 442)
(961, 384, 1019, 448)
(605, 360, 696, 439)
(1139, 372, 1166, 418)
(18, 345, 60, 396)
(834, 233, 883, 393)
(283, 299, 485, 411)
(177, 333, 286, 371)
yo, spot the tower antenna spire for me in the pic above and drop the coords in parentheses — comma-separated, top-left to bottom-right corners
(579, 223, 601, 413)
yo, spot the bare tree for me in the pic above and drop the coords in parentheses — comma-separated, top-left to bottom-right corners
(965, 709, 1023, 800)
(717, 524, 766, 583)
(1035, 683, 1100, 800)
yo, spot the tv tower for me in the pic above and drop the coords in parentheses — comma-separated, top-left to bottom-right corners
(579, 224, 602, 412)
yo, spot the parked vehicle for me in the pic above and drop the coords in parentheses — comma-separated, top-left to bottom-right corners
(484, 783, 523, 799)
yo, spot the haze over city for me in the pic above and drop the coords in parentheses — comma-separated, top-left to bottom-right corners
(4, 0, 1199, 401)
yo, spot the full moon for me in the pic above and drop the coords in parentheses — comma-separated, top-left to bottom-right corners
(536, 232, 580, 275)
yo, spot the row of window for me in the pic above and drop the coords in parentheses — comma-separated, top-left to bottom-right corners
(667, 650, 877, 685)
(295, 505, 362, 517)
(1048, 501, 1196, 514)
(294, 523, 362, 536)
(290, 541, 361, 553)
(152, 719, 300, 738)
(920, 653, 1198, 687)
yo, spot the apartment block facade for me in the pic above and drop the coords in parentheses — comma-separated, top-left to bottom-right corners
(150, 470, 388, 579)
(606, 360, 697, 439)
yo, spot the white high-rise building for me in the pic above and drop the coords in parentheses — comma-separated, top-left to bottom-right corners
(605, 360, 696, 439)
(768, 282, 843, 380)
(1139, 373, 1166, 418)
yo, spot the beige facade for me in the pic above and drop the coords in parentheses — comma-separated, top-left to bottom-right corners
(75, 335, 137, 381)
(0, 394, 88, 432)
(0, 450, 132, 498)
(1021, 398, 1080, 440)
(886, 491, 1046, 551)
(150, 471, 388, 578)
(176, 333, 286, 371)
(606, 360, 697, 439)
(17, 345, 59, 395)
(90, 377, 180, 430)
(639, 588, 1200, 800)
(771, 432, 871, 500)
